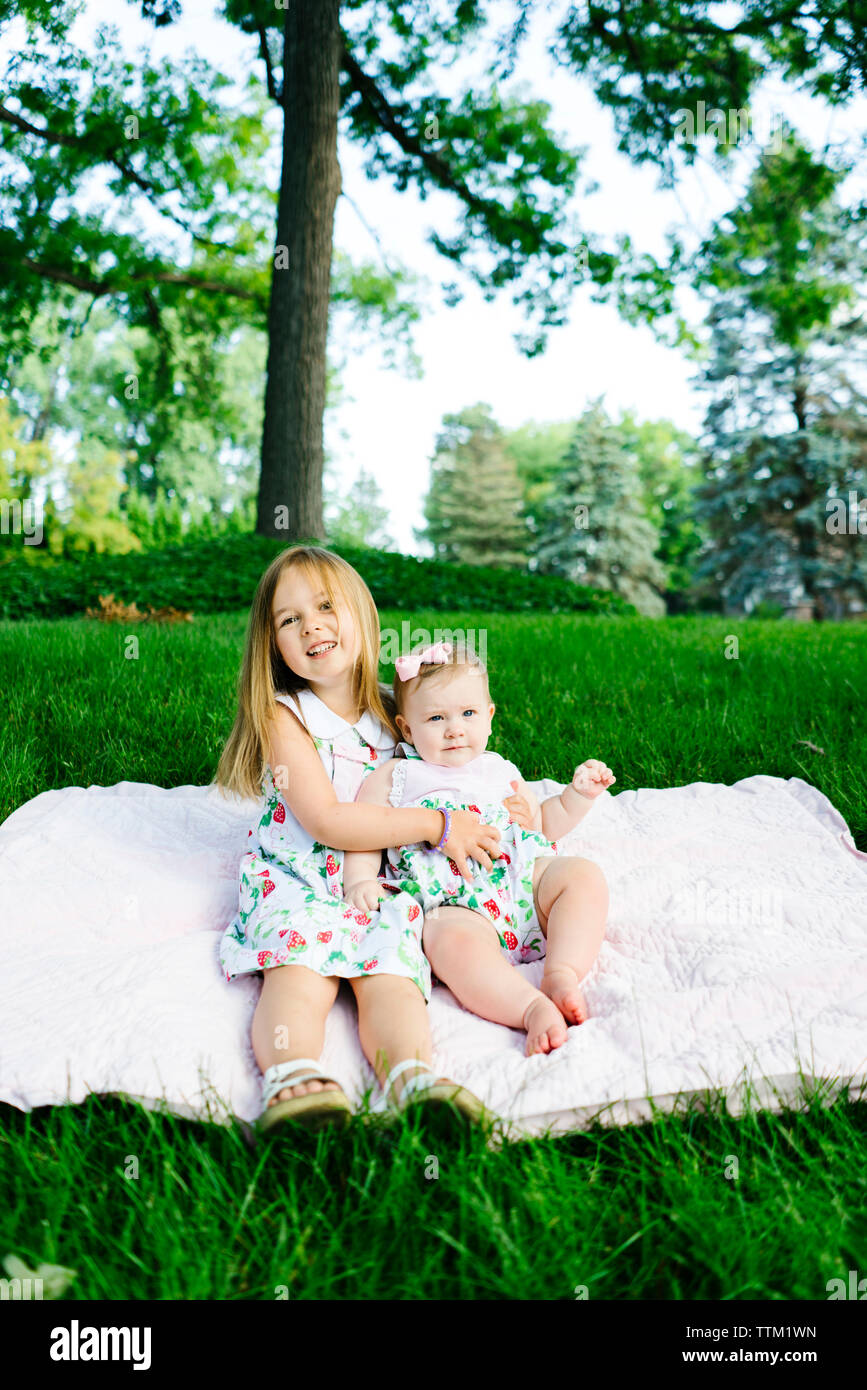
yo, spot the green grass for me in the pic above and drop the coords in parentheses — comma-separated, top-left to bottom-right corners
(2, 608, 865, 842)
(3, 1083, 867, 1300)
(1, 608, 866, 1300)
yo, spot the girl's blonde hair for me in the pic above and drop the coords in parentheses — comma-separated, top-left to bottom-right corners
(214, 545, 399, 801)
(393, 641, 490, 720)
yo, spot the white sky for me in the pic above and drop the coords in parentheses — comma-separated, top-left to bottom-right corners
(5, 1, 866, 552)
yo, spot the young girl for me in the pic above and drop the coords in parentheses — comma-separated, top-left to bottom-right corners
(215, 546, 530, 1133)
(342, 642, 614, 1056)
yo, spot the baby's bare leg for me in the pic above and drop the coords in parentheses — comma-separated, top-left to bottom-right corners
(252, 963, 341, 1103)
(423, 905, 568, 1056)
(532, 855, 609, 1024)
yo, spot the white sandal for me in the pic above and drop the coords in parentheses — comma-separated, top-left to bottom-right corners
(372, 1059, 489, 1126)
(257, 1057, 352, 1134)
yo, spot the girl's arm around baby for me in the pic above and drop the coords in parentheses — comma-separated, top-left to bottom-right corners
(343, 763, 393, 895)
(342, 764, 395, 913)
(268, 706, 501, 878)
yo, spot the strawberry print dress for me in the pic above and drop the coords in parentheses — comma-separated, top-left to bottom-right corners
(380, 741, 561, 966)
(219, 690, 431, 1001)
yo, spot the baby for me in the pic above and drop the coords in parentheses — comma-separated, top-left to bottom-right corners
(342, 641, 614, 1055)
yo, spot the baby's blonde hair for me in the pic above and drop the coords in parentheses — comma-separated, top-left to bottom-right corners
(393, 641, 490, 720)
(215, 545, 398, 800)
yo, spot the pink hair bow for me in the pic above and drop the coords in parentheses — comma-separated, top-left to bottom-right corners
(395, 642, 453, 681)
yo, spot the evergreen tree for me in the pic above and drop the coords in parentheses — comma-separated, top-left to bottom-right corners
(417, 405, 528, 569)
(691, 131, 867, 617)
(534, 400, 668, 616)
(615, 411, 706, 609)
(502, 419, 575, 546)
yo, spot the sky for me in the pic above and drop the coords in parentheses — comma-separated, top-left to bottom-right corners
(5, 1, 867, 552)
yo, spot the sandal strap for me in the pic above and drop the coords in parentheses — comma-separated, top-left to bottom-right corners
(381, 1058, 434, 1105)
(400, 1071, 441, 1102)
(262, 1058, 342, 1107)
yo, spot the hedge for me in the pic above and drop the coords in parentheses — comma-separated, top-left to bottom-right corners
(0, 535, 634, 620)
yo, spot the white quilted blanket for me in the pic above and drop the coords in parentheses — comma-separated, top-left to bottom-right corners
(1, 775, 866, 1138)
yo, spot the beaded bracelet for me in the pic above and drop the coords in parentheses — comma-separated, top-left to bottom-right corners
(431, 807, 452, 851)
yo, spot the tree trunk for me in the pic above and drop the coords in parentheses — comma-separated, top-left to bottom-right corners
(791, 371, 822, 619)
(28, 363, 59, 443)
(256, 1, 342, 542)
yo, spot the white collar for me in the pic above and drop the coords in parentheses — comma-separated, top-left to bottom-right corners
(285, 687, 391, 747)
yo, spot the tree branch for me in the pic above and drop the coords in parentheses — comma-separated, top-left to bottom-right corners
(0, 101, 165, 202)
(256, 23, 280, 103)
(0, 102, 237, 254)
(16, 254, 265, 307)
(339, 43, 502, 225)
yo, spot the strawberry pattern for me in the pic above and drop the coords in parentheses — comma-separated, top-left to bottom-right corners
(219, 689, 431, 999)
(380, 741, 558, 967)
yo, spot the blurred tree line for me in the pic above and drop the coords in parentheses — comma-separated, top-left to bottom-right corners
(417, 401, 696, 618)
(1, 4, 865, 618)
(3, 120, 865, 617)
(417, 129, 867, 619)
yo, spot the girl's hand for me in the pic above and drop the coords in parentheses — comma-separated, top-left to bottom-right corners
(503, 779, 535, 830)
(440, 808, 502, 882)
(343, 880, 383, 914)
(572, 760, 616, 801)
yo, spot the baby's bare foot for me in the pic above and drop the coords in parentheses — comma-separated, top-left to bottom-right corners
(541, 965, 588, 1025)
(522, 995, 568, 1056)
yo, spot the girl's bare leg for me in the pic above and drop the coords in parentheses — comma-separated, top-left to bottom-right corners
(423, 905, 568, 1055)
(252, 963, 341, 1104)
(349, 972, 451, 1102)
(532, 855, 609, 1024)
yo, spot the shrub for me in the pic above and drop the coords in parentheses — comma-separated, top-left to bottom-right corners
(0, 534, 634, 621)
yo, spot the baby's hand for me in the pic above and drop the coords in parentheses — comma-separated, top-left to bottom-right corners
(503, 779, 535, 830)
(571, 759, 616, 800)
(343, 880, 383, 914)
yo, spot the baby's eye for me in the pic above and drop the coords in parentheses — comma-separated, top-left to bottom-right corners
(463, 710, 475, 718)
(428, 714, 442, 722)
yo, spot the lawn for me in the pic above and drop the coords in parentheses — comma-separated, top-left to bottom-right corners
(1, 608, 866, 1299)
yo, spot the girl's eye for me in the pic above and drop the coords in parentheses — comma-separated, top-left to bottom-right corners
(280, 601, 330, 627)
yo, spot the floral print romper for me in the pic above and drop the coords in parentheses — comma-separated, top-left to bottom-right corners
(219, 690, 431, 1001)
(381, 741, 561, 966)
